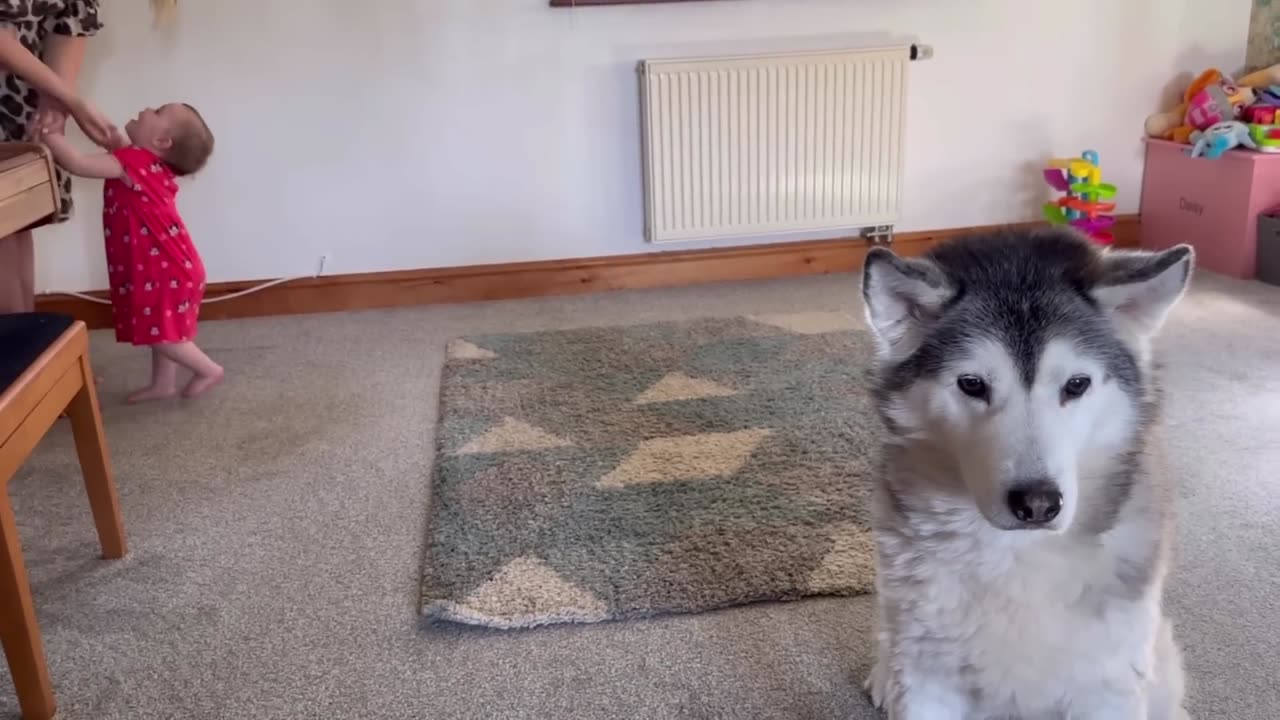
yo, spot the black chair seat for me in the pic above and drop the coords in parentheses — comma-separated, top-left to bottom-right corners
(0, 312, 75, 396)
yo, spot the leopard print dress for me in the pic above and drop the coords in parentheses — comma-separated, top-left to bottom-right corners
(0, 0, 102, 225)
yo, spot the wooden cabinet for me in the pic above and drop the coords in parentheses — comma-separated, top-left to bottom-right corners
(0, 143, 59, 239)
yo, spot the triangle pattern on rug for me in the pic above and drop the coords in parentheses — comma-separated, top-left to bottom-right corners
(456, 417, 572, 455)
(749, 311, 859, 335)
(597, 428, 772, 488)
(807, 523, 877, 594)
(447, 339, 498, 360)
(462, 556, 608, 619)
(634, 371, 738, 405)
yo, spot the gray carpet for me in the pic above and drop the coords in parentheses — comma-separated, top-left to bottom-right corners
(423, 316, 879, 629)
(3, 270, 1278, 719)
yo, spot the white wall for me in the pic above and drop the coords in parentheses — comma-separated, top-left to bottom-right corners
(36, 0, 1249, 292)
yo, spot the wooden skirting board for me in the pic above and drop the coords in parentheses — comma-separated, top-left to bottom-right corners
(37, 215, 1139, 330)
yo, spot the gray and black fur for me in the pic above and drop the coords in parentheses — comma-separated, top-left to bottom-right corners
(865, 227, 1185, 535)
(859, 227, 1193, 718)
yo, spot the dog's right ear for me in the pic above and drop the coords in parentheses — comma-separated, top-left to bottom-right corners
(861, 247, 952, 360)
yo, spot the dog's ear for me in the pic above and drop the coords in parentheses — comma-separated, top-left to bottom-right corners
(861, 247, 952, 359)
(1090, 245, 1195, 338)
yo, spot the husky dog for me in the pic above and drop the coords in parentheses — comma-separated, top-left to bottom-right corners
(859, 228, 1193, 719)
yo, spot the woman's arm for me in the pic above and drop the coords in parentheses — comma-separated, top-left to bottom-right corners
(0, 27, 78, 107)
(41, 32, 86, 90)
(26, 33, 86, 136)
(0, 24, 116, 147)
(41, 130, 122, 180)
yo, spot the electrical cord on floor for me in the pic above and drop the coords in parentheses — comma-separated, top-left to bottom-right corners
(42, 256, 329, 306)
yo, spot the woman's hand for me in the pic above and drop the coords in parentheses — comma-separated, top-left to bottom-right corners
(65, 96, 119, 149)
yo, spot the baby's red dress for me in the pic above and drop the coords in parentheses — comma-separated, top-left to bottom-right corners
(102, 146, 205, 346)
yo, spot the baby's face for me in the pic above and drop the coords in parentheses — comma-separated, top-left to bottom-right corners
(125, 104, 193, 152)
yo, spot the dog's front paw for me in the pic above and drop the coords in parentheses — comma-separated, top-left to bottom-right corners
(864, 660, 889, 709)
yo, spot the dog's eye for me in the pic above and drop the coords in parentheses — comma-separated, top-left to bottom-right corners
(1062, 375, 1091, 400)
(956, 375, 988, 400)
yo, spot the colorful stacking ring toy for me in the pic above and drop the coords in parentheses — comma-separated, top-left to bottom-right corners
(1042, 149, 1116, 245)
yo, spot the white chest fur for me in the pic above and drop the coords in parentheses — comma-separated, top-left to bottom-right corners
(872, 500, 1165, 718)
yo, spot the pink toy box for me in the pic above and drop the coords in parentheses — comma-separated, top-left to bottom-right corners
(1139, 138, 1280, 278)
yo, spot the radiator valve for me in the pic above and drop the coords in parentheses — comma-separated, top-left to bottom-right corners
(910, 44, 934, 61)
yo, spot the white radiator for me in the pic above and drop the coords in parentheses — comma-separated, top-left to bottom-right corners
(638, 45, 916, 244)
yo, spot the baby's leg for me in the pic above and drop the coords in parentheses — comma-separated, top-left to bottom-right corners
(127, 347, 180, 403)
(154, 341, 224, 398)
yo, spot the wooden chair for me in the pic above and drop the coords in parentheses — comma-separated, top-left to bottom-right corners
(0, 313, 127, 720)
(0, 141, 126, 717)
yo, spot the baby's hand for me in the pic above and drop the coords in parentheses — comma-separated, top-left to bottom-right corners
(38, 122, 66, 140)
(26, 100, 67, 140)
(105, 126, 129, 150)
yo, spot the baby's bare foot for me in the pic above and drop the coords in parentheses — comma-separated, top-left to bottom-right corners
(182, 366, 224, 399)
(127, 385, 178, 404)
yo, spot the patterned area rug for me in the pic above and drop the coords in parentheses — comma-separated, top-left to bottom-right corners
(420, 312, 881, 629)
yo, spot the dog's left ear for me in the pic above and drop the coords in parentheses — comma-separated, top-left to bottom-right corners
(1090, 245, 1195, 338)
(861, 247, 952, 359)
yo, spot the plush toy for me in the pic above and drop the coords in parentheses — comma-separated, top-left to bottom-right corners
(1187, 121, 1257, 159)
(1145, 69, 1225, 140)
(1185, 84, 1240, 129)
(1145, 69, 1257, 143)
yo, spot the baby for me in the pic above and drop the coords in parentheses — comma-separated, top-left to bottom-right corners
(42, 103, 222, 403)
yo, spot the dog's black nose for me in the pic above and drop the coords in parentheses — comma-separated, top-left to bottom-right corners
(1006, 482, 1062, 525)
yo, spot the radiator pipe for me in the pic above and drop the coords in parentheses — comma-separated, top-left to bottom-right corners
(909, 44, 934, 61)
